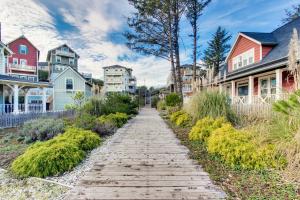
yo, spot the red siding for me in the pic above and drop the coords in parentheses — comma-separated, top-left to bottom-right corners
(228, 36, 261, 72)
(282, 71, 295, 92)
(254, 77, 258, 95)
(262, 46, 273, 58)
(7, 37, 39, 74)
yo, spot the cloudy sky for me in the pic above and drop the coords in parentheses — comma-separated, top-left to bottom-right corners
(0, 0, 298, 86)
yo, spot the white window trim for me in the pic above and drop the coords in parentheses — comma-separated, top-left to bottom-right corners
(258, 75, 276, 96)
(20, 59, 27, 66)
(19, 45, 28, 54)
(232, 48, 255, 70)
(56, 56, 62, 63)
(13, 58, 18, 65)
(65, 77, 74, 91)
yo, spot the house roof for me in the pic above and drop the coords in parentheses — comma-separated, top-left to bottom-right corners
(103, 65, 133, 71)
(7, 35, 40, 52)
(46, 44, 79, 61)
(240, 32, 277, 45)
(225, 17, 300, 80)
(38, 62, 48, 67)
(0, 74, 50, 87)
(0, 41, 13, 55)
(53, 66, 92, 87)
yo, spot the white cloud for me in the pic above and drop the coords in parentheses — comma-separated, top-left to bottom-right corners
(0, 0, 171, 87)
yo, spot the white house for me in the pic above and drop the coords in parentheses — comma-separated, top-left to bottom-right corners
(103, 65, 136, 94)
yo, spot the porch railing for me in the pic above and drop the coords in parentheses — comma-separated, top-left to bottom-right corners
(232, 93, 290, 105)
(0, 104, 44, 115)
(0, 110, 75, 129)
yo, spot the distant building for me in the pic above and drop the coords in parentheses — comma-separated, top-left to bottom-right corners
(46, 44, 80, 81)
(81, 72, 92, 83)
(167, 64, 203, 101)
(38, 61, 49, 71)
(103, 65, 136, 94)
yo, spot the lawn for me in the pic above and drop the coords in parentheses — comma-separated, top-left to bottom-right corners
(0, 128, 29, 169)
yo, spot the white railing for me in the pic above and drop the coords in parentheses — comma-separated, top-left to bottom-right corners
(56, 50, 75, 57)
(232, 93, 290, 105)
(8, 64, 36, 71)
(0, 104, 43, 115)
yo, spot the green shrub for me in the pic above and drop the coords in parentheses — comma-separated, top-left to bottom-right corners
(54, 127, 101, 151)
(207, 124, 285, 170)
(189, 117, 227, 141)
(103, 93, 138, 115)
(11, 127, 100, 178)
(97, 113, 128, 128)
(74, 112, 96, 130)
(11, 141, 84, 178)
(175, 113, 191, 127)
(185, 90, 237, 124)
(20, 118, 65, 142)
(165, 93, 181, 107)
(157, 100, 166, 111)
(81, 97, 106, 117)
(151, 96, 159, 108)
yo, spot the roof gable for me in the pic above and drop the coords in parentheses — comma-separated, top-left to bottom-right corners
(47, 44, 79, 60)
(53, 66, 92, 87)
(240, 32, 277, 45)
(7, 35, 39, 52)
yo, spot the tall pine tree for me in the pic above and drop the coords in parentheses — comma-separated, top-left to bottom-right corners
(203, 26, 231, 77)
(283, 4, 300, 23)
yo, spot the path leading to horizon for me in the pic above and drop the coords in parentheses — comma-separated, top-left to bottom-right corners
(65, 108, 226, 200)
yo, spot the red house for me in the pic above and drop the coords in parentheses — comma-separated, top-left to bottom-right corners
(219, 17, 299, 105)
(6, 35, 39, 82)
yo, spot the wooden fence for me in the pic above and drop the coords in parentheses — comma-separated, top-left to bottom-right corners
(231, 103, 273, 119)
(0, 110, 75, 129)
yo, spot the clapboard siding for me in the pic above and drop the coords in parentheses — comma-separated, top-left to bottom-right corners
(53, 67, 88, 111)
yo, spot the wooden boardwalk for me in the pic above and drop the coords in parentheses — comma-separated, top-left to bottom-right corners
(65, 108, 226, 200)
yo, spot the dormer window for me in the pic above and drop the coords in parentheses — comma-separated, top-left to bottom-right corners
(232, 48, 254, 70)
(19, 45, 28, 54)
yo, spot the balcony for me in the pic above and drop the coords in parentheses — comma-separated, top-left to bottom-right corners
(8, 64, 36, 72)
(56, 50, 76, 58)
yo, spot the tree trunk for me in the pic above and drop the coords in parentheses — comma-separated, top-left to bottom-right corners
(192, 22, 197, 93)
(172, 0, 183, 102)
(167, 2, 177, 93)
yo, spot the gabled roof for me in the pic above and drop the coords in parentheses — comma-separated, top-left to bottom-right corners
(53, 66, 92, 87)
(240, 32, 277, 45)
(46, 44, 79, 61)
(7, 35, 40, 52)
(0, 41, 13, 55)
(225, 17, 300, 80)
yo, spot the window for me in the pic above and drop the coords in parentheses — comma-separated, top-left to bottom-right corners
(66, 78, 73, 90)
(69, 58, 74, 65)
(62, 47, 69, 52)
(260, 79, 268, 98)
(13, 58, 18, 65)
(20, 59, 27, 66)
(237, 84, 249, 96)
(56, 56, 61, 63)
(232, 48, 255, 70)
(28, 77, 35, 82)
(19, 45, 28, 54)
(270, 77, 276, 94)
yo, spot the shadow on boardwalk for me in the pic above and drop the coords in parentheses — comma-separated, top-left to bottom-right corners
(65, 108, 226, 200)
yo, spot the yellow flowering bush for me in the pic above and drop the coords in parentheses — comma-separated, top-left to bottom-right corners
(188, 117, 227, 141)
(207, 124, 286, 170)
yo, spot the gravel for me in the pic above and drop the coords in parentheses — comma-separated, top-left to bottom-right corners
(0, 169, 69, 200)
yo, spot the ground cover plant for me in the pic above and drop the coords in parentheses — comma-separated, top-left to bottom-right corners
(11, 127, 101, 178)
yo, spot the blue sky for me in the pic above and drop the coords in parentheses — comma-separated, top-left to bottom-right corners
(0, 0, 298, 86)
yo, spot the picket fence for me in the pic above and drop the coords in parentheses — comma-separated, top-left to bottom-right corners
(0, 110, 75, 129)
(231, 103, 273, 119)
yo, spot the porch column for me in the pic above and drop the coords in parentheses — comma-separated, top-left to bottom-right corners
(276, 69, 283, 100)
(42, 87, 47, 112)
(248, 76, 254, 104)
(231, 81, 235, 98)
(24, 90, 29, 113)
(13, 84, 19, 114)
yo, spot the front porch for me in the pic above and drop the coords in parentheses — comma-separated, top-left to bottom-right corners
(221, 69, 294, 105)
(0, 77, 50, 115)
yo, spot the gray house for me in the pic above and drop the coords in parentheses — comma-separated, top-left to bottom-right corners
(46, 44, 80, 81)
(53, 66, 92, 111)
